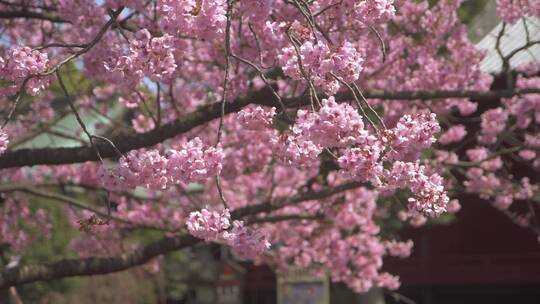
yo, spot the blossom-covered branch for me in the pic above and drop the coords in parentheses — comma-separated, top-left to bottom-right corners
(0, 180, 364, 288)
(1, 88, 538, 169)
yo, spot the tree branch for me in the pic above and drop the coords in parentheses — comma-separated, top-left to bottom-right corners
(0, 184, 168, 231)
(0, 88, 539, 169)
(0, 233, 199, 289)
(0, 10, 67, 23)
(0, 181, 363, 288)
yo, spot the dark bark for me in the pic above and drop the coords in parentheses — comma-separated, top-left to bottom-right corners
(0, 181, 362, 289)
(1, 88, 538, 169)
(0, 11, 66, 23)
(0, 234, 199, 289)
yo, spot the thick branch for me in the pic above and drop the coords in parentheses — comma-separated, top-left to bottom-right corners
(247, 213, 321, 224)
(0, 234, 199, 289)
(0, 181, 362, 288)
(0, 184, 167, 231)
(0, 10, 66, 23)
(0, 87, 265, 169)
(353, 88, 540, 101)
(0, 88, 539, 169)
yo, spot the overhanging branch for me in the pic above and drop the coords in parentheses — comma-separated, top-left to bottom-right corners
(0, 181, 363, 288)
(0, 88, 538, 169)
(0, 234, 199, 289)
(0, 10, 66, 23)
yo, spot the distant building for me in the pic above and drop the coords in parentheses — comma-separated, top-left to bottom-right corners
(476, 17, 540, 73)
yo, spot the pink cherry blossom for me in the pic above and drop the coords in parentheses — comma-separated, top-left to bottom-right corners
(519, 149, 537, 161)
(385, 112, 441, 161)
(132, 114, 156, 133)
(279, 42, 364, 95)
(0, 46, 49, 96)
(186, 209, 231, 241)
(384, 161, 449, 216)
(439, 125, 467, 145)
(0, 129, 8, 155)
(224, 220, 271, 260)
(446, 199, 461, 213)
(478, 108, 508, 144)
(496, 0, 540, 24)
(338, 136, 383, 182)
(98, 138, 223, 190)
(166, 137, 224, 184)
(237, 106, 276, 131)
(384, 239, 413, 258)
(293, 97, 367, 148)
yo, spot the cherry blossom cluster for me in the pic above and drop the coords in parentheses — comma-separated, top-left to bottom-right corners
(465, 170, 535, 211)
(221, 108, 281, 178)
(116, 198, 185, 230)
(503, 76, 540, 129)
(186, 208, 270, 259)
(166, 138, 224, 183)
(316, 0, 395, 24)
(352, 0, 396, 23)
(478, 107, 508, 144)
(132, 114, 156, 133)
(236, 106, 276, 131)
(271, 133, 323, 167)
(279, 42, 364, 94)
(186, 208, 232, 240)
(448, 72, 539, 217)
(383, 161, 449, 216)
(0, 129, 8, 156)
(159, 0, 226, 39)
(0, 46, 49, 96)
(496, 0, 540, 24)
(398, 210, 428, 228)
(267, 187, 411, 293)
(385, 112, 441, 161)
(98, 149, 168, 191)
(105, 29, 177, 88)
(465, 147, 502, 171)
(98, 137, 223, 191)
(56, 0, 115, 43)
(463, 168, 500, 199)
(384, 239, 413, 258)
(273, 97, 369, 167)
(294, 97, 367, 147)
(338, 137, 383, 182)
(222, 220, 272, 260)
(462, 147, 536, 211)
(268, 98, 448, 217)
(439, 125, 467, 145)
(0, 196, 51, 251)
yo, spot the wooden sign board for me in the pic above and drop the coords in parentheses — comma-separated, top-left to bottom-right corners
(216, 262, 245, 304)
(277, 268, 329, 304)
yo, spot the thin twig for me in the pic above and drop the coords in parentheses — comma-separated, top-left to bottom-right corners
(214, 0, 234, 209)
(156, 82, 162, 127)
(56, 70, 103, 162)
(231, 53, 290, 120)
(247, 23, 269, 68)
(330, 72, 378, 131)
(216, 0, 233, 145)
(367, 24, 386, 63)
(353, 83, 386, 129)
(286, 30, 321, 108)
(91, 135, 124, 158)
(1, 8, 124, 128)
